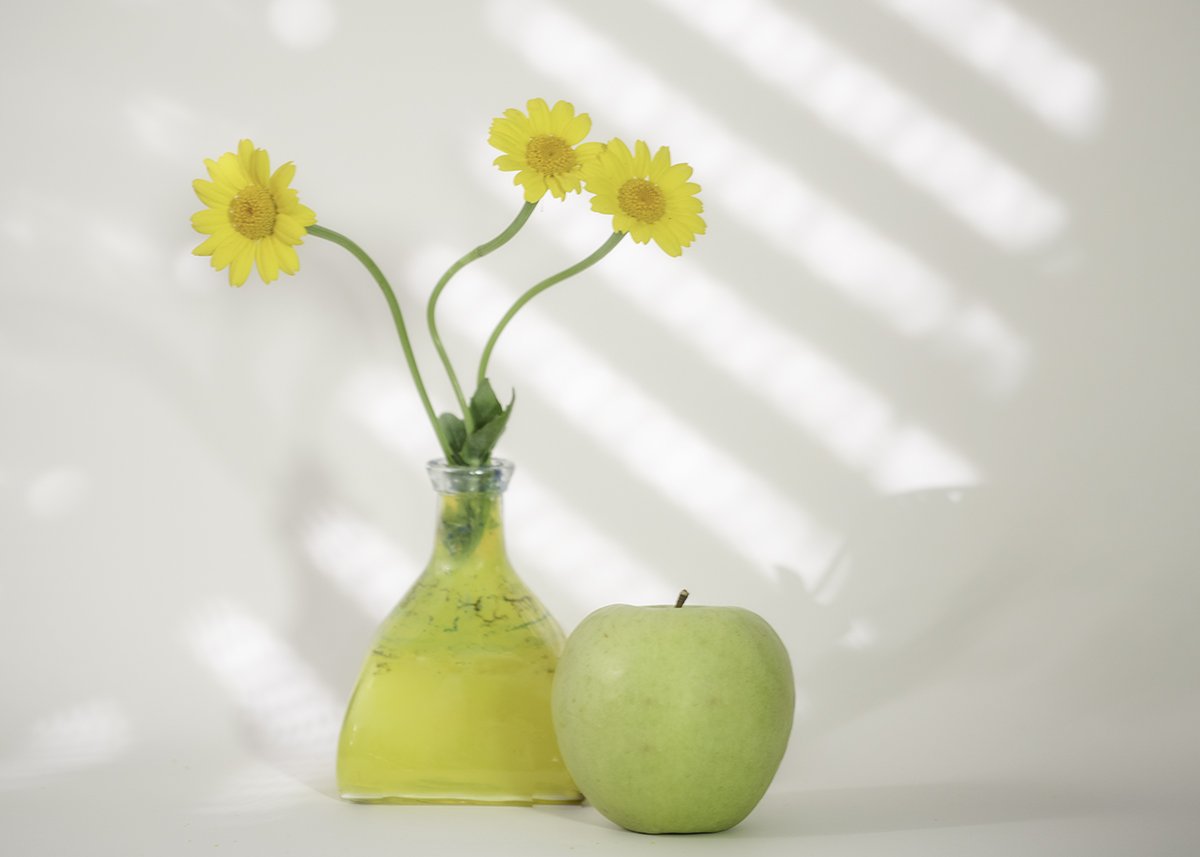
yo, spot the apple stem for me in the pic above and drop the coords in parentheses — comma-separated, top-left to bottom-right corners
(675, 589, 689, 608)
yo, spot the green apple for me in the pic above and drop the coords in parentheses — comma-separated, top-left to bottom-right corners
(551, 591, 794, 834)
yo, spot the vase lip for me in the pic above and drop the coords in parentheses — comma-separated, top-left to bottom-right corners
(426, 459, 514, 494)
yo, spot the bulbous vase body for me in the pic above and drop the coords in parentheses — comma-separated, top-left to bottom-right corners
(337, 460, 580, 805)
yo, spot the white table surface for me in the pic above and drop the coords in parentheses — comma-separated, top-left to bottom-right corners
(3, 750, 1196, 856)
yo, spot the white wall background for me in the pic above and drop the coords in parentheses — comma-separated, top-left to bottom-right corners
(1, 0, 1197, 854)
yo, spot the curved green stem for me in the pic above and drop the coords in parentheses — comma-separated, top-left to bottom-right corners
(477, 231, 626, 387)
(308, 224, 455, 461)
(427, 201, 536, 433)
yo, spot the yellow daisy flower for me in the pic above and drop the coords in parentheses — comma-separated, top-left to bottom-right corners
(584, 139, 705, 257)
(489, 98, 604, 203)
(191, 139, 317, 286)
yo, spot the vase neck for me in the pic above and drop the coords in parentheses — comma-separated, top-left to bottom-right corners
(427, 460, 513, 564)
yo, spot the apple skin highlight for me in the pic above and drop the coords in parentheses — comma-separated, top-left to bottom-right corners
(551, 600, 795, 834)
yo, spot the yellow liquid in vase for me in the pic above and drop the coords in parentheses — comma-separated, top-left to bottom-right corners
(338, 648, 575, 803)
(337, 471, 580, 805)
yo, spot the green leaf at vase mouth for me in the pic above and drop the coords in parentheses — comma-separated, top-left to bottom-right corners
(463, 402, 512, 465)
(437, 379, 515, 467)
(469, 378, 504, 430)
(438, 412, 467, 463)
(463, 382, 515, 467)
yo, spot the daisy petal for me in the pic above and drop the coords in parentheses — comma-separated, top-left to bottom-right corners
(276, 241, 300, 275)
(501, 108, 532, 133)
(252, 148, 270, 185)
(229, 245, 255, 286)
(488, 130, 525, 154)
(516, 170, 548, 203)
(237, 139, 255, 174)
(667, 219, 695, 243)
(270, 162, 296, 195)
(193, 179, 233, 207)
(563, 113, 591, 146)
(273, 213, 306, 243)
(649, 146, 672, 180)
(654, 231, 683, 257)
(629, 222, 654, 244)
(191, 208, 229, 234)
(213, 152, 248, 190)
(632, 141, 652, 176)
(574, 141, 605, 163)
(549, 100, 574, 133)
(192, 228, 237, 257)
(526, 98, 552, 131)
(212, 233, 248, 270)
(493, 154, 524, 171)
(658, 162, 694, 190)
(256, 238, 280, 283)
(546, 175, 567, 199)
(294, 204, 316, 227)
(590, 196, 618, 215)
(612, 213, 638, 234)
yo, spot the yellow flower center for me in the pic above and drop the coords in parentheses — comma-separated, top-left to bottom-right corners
(617, 178, 666, 223)
(525, 135, 576, 176)
(228, 185, 277, 240)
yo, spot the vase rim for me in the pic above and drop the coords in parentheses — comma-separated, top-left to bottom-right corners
(426, 459, 514, 494)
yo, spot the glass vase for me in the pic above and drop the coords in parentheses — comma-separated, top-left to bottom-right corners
(336, 459, 581, 805)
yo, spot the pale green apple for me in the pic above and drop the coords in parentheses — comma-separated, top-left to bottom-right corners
(551, 593, 794, 834)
